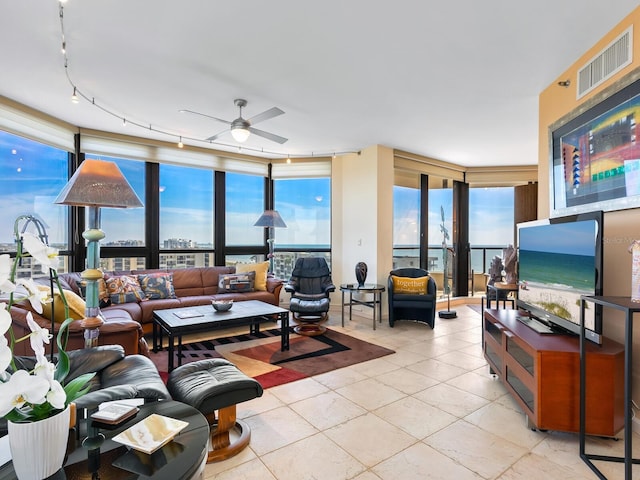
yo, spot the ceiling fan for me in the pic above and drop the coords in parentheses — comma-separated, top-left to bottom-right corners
(180, 98, 287, 144)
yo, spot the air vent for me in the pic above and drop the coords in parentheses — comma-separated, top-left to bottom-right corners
(577, 26, 633, 99)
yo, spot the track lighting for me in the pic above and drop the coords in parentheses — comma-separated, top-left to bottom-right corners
(178, 137, 184, 148)
(71, 87, 79, 103)
(558, 79, 571, 88)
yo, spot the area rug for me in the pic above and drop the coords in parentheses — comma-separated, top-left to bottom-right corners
(148, 328, 395, 389)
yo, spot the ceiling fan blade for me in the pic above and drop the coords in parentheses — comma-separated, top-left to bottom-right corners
(179, 109, 231, 125)
(205, 128, 229, 142)
(248, 126, 288, 144)
(247, 107, 284, 125)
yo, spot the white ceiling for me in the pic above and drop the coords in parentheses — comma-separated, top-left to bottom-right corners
(1, 1, 638, 167)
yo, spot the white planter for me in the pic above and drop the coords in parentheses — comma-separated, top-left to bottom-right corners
(8, 405, 70, 480)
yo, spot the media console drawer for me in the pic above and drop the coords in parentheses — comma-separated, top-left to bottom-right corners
(483, 308, 624, 436)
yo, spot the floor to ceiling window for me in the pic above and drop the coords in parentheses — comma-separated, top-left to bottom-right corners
(469, 186, 514, 274)
(82, 155, 146, 271)
(274, 177, 331, 279)
(0, 130, 70, 275)
(225, 172, 265, 265)
(392, 185, 420, 269)
(159, 163, 214, 268)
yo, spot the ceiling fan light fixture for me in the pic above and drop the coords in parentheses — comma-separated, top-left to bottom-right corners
(231, 119, 250, 143)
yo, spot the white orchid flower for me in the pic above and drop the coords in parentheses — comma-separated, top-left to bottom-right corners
(46, 380, 66, 410)
(34, 358, 55, 382)
(26, 312, 50, 358)
(0, 255, 15, 294)
(16, 278, 47, 314)
(0, 304, 11, 335)
(21, 232, 58, 271)
(0, 370, 49, 416)
(0, 336, 11, 373)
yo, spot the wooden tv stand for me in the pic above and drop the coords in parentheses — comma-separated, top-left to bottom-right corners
(483, 308, 624, 436)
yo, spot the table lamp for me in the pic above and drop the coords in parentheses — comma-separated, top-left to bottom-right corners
(254, 210, 287, 272)
(55, 159, 142, 347)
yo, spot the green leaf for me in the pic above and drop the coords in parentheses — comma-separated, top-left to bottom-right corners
(54, 318, 74, 384)
(64, 372, 95, 403)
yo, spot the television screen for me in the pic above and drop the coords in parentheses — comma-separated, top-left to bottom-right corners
(517, 211, 603, 344)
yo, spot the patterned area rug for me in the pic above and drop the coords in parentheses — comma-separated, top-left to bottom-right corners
(148, 328, 395, 389)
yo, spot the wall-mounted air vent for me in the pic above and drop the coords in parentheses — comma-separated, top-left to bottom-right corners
(577, 26, 633, 99)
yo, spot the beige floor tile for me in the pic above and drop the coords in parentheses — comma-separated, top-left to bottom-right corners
(203, 457, 276, 480)
(312, 366, 368, 390)
(348, 356, 401, 378)
(464, 401, 546, 449)
(498, 452, 594, 479)
(243, 406, 317, 456)
(445, 370, 507, 401)
(336, 377, 406, 411)
(530, 433, 601, 478)
(268, 377, 329, 404)
(407, 357, 468, 382)
(372, 442, 483, 480)
(374, 367, 440, 394)
(325, 413, 417, 467)
(374, 396, 457, 439)
(352, 472, 382, 480)
(426, 420, 528, 479)
(382, 348, 429, 367)
(261, 433, 365, 480)
(237, 389, 286, 419)
(434, 350, 488, 370)
(414, 382, 490, 418)
(289, 390, 367, 430)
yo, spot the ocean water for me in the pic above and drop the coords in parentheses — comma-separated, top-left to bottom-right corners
(518, 250, 596, 293)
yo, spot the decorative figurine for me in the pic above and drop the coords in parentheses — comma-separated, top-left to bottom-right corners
(355, 262, 368, 287)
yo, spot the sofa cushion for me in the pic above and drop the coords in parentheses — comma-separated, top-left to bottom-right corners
(391, 275, 429, 295)
(218, 272, 255, 293)
(40, 287, 85, 323)
(235, 261, 269, 291)
(137, 272, 177, 300)
(106, 275, 146, 304)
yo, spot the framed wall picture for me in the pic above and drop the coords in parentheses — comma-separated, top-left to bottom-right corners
(550, 73, 640, 217)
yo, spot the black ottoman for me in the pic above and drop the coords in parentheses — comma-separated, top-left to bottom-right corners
(289, 297, 330, 336)
(167, 358, 263, 463)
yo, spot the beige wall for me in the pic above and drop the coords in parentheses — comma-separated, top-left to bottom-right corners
(539, 7, 640, 404)
(332, 145, 394, 317)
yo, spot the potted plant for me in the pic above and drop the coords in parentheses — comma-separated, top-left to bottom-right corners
(0, 216, 94, 479)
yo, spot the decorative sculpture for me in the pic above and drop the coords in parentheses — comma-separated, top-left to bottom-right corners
(355, 262, 368, 287)
(503, 244, 517, 285)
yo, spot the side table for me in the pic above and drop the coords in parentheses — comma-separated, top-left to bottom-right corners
(580, 296, 640, 480)
(340, 284, 385, 330)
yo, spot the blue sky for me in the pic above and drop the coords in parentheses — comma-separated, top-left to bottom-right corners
(519, 219, 598, 256)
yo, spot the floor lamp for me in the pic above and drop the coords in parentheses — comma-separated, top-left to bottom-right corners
(55, 159, 142, 348)
(254, 210, 287, 273)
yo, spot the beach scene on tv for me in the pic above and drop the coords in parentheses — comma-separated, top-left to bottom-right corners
(518, 220, 598, 330)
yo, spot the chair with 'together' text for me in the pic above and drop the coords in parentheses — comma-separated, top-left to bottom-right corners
(388, 267, 437, 329)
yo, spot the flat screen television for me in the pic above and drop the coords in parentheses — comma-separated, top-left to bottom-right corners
(516, 210, 604, 344)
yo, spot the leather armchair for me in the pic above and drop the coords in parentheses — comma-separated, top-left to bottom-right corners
(13, 345, 171, 410)
(388, 267, 437, 328)
(285, 257, 335, 335)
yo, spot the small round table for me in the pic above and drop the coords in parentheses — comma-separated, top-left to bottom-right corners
(0, 401, 209, 480)
(340, 284, 386, 330)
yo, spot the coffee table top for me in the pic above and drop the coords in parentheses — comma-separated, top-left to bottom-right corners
(154, 299, 289, 329)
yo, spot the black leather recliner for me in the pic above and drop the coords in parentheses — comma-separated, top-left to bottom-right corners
(388, 267, 437, 328)
(285, 257, 336, 336)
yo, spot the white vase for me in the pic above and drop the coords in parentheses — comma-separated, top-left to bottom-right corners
(8, 405, 70, 480)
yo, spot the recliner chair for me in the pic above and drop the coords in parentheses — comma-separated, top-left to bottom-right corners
(285, 257, 335, 336)
(388, 267, 437, 328)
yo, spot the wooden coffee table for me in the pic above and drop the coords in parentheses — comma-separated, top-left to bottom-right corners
(152, 300, 290, 371)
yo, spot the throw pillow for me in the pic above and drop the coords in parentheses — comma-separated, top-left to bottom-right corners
(106, 275, 146, 304)
(391, 275, 429, 295)
(39, 287, 85, 323)
(218, 271, 256, 293)
(137, 272, 177, 300)
(98, 278, 111, 307)
(235, 261, 269, 291)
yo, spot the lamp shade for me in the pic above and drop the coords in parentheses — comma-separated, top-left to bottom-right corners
(54, 159, 143, 208)
(231, 126, 250, 143)
(254, 210, 287, 228)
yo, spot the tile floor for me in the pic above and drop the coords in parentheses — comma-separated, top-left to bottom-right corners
(201, 303, 638, 480)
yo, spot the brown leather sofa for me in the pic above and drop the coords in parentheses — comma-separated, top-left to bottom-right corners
(9, 266, 283, 357)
